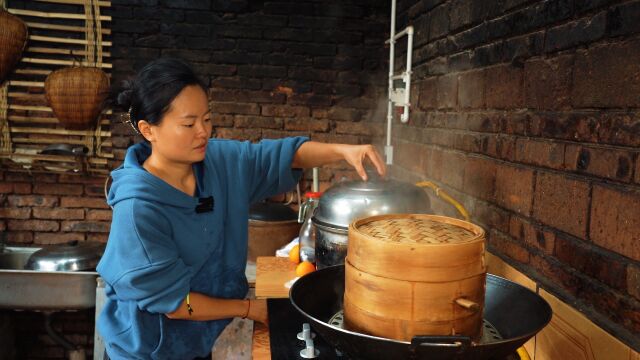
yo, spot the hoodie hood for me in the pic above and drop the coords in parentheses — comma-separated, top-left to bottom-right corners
(107, 142, 203, 210)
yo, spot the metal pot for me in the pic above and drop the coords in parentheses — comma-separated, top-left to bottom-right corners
(290, 265, 552, 360)
(311, 176, 431, 269)
(247, 202, 300, 263)
(24, 241, 103, 272)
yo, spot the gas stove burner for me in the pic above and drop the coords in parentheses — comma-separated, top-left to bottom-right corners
(327, 310, 505, 344)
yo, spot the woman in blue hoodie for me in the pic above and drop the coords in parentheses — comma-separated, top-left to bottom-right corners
(97, 58, 386, 360)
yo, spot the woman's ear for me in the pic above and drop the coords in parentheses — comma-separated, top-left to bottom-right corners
(137, 120, 155, 142)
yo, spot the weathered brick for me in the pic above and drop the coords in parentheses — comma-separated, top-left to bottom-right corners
(533, 172, 590, 238)
(485, 64, 524, 109)
(564, 145, 635, 182)
(457, 69, 485, 109)
(261, 105, 310, 118)
(502, 32, 544, 63)
(463, 156, 496, 201)
(86, 210, 112, 221)
(573, 39, 640, 108)
(234, 116, 283, 129)
(33, 184, 82, 196)
(494, 164, 534, 215)
(215, 127, 262, 142)
(524, 55, 573, 110)
(311, 133, 361, 145)
(429, 3, 450, 40)
(417, 78, 438, 110)
(395, 141, 428, 175)
(283, 118, 330, 132)
(60, 197, 109, 209)
(8, 220, 59, 232)
(210, 77, 262, 90)
(509, 216, 555, 255)
(288, 94, 332, 107)
(34, 232, 85, 245)
(209, 88, 286, 104)
(440, 150, 467, 191)
(636, 156, 640, 184)
(211, 102, 260, 115)
(597, 113, 640, 148)
(288, 67, 337, 82)
(327, 107, 363, 122)
(212, 115, 234, 127)
(335, 121, 382, 136)
(629, 264, 640, 301)
(61, 221, 110, 233)
(13, 183, 31, 194)
(590, 185, 640, 261)
(0, 208, 31, 219)
(0, 182, 12, 193)
(87, 233, 109, 243)
(488, 229, 530, 264)
(7, 195, 58, 207)
(554, 234, 627, 290)
(607, 1, 640, 37)
(515, 138, 565, 169)
(237, 65, 287, 78)
(437, 74, 458, 109)
(545, 12, 606, 53)
(7, 231, 33, 244)
(33, 208, 84, 220)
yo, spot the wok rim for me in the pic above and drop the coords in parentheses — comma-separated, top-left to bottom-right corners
(289, 265, 552, 349)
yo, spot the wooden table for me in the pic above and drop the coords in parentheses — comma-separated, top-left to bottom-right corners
(252, 256, 299, 359)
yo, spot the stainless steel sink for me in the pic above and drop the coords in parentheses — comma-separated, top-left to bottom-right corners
(0, 247, 98, 310)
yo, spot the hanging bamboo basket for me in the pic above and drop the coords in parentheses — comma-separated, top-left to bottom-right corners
(44, 66, 110, 130)
(0, 8, 28, 84)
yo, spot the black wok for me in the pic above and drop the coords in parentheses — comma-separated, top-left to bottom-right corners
(290, 265, 551, 360)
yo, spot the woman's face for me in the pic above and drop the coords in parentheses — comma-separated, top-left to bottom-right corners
(141, 85, 212, 164)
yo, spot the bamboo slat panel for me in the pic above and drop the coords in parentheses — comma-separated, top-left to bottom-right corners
(0, 0, 114, 175)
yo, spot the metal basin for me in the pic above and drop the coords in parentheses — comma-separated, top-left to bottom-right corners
(0, 247, 98, 310)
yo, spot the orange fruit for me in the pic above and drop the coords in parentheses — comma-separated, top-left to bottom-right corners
(296, 261, 316, 277)
(289, 244, 300, 264)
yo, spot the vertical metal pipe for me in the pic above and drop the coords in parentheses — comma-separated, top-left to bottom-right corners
(401, 26, 414, 123)
(385, 0, 397, 165)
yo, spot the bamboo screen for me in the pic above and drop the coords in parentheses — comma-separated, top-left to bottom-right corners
(0, 0, 113, 175)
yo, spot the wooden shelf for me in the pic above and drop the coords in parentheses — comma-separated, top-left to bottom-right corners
(0, 0, 114, 175)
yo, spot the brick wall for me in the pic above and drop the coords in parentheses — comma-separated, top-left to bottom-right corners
(386, 0, 640, 351)
(1, 1, 389, 358)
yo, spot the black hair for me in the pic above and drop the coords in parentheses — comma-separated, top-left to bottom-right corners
(112, 58, 207, 133)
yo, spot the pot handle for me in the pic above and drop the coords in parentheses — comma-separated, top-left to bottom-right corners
(409, 335, 471, 355)
(455, 297, 480, 311)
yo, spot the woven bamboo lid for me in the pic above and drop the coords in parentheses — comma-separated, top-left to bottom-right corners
(347, 214, 486, 282)
(356, 216, 481, 245)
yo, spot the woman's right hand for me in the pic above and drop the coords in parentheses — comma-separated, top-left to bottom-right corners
(247, 299, 268, 325)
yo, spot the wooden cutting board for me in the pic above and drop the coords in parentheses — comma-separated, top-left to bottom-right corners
(255, 256, 298, 299)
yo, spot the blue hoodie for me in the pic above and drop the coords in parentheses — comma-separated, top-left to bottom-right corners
(97, 136, 308, 359)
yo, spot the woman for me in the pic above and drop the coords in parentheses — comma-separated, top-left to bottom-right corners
(97, 57, 386, 360)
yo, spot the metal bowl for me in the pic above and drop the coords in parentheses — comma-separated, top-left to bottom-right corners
(25, 242, 103, 272)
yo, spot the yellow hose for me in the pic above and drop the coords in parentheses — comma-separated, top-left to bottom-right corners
(415, 181, 470, 222)
(416, 182, 530, 359)
(517, 346, 531, 360)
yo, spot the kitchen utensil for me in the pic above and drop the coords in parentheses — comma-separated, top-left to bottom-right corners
(312, 174, 431, 269)
(248, 202, 300, 263)
(290, 265, 552, 360)
(25, 241, 104, 272)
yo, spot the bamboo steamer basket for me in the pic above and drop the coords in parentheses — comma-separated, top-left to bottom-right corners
(344, 214, 486, 342)
(44, 67, 110, 129)
(0, 8, 28, 84)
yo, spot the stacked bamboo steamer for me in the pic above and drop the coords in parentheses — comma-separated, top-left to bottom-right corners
(344, 214, 486, 342)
